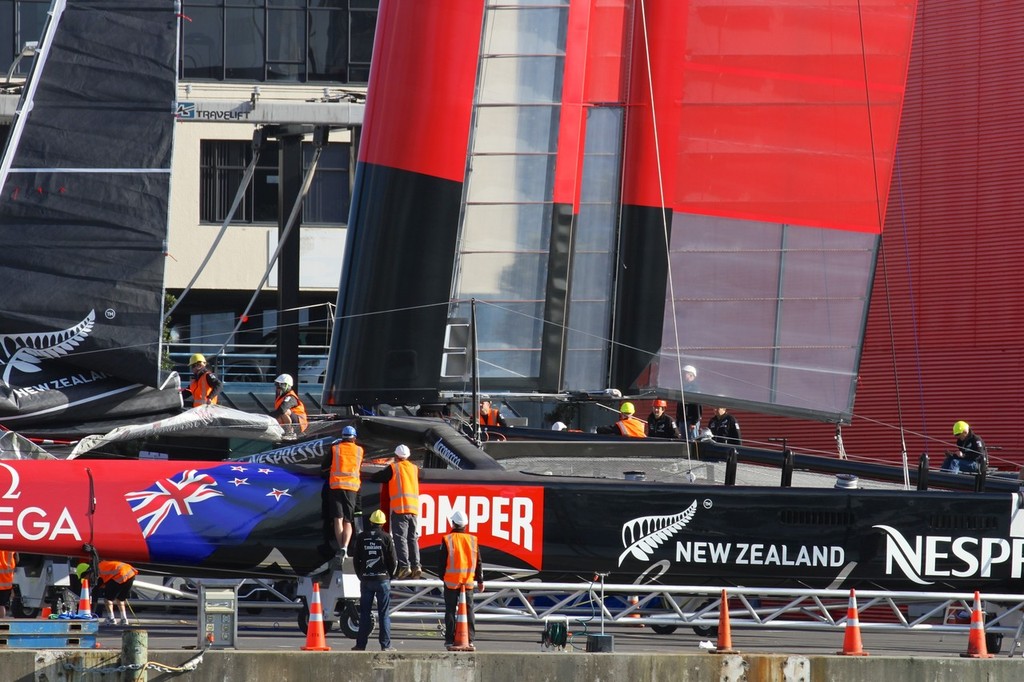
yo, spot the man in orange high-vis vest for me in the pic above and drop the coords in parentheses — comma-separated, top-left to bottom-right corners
(188, 353, 222, 407)
(368, 444, 421, 578)
(438, 510, 483, 649)
(0, 550, 17, 619)
(595, 401, 647, 438)
(77, 560, 138, 626)
(477, 396, 508, 427)
(321, 425, 363, 566)
(271, 373, 308, 438)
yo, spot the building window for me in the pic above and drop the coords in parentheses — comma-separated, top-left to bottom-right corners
(199, 139, 350, 226)
(0, 0, 48, 78)
(180, 1, 378, 84)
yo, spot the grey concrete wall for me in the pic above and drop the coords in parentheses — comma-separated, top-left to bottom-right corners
(5, 649, 1024, 682)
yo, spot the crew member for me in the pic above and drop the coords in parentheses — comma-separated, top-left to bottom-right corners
(477, 397, 508, 427)
(77, 560, 138, 626)
(321, 425, 364, 564)
(596, 402, 647, 438)
(942, 421, 988, 475)
(676, 364, 702, 438)
(647, 399, 681, 439)
(707, 406, 742, 445)
(0, 550, 16, 619)
(367, 444, 421, 579)
(351, 509, 398, 651)
(271, 373, 307, 438)
(188, 353, 222, 407)
(439, 510, 483, 650)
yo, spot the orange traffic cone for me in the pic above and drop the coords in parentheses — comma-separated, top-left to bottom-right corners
(837, 588, 869, 655)
(301, 583, 331, 651)
(960, 591, 995, 658)
(447, 585, 476, 652)
(713, 589, 736, 654)
(77, 579, 94, 619)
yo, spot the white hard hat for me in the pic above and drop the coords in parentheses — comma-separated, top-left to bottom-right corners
(274, 373, 293, 387)
(551, 421, 567, 431)
(394, 444, 411, 459)
(683, 364, 697, 377)
(449, 510, 468, 527)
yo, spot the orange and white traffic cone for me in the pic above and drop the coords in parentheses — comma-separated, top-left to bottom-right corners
(713, 589, 736, 654)
(447, 585, 476, 652)
(77, 579, 94, 619)
(628, 595, 642, 626)
(960, 591, 995, 658)
(301, 583, 331, 651)
(837, 588, 868, 655)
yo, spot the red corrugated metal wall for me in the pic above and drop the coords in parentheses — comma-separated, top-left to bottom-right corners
(736, 1, 1024, 470)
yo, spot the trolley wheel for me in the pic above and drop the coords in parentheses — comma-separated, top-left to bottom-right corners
(650, 624, 678, 635)
(339, 600, 363, 639)
(986, 632, 1003, 655)
(692, 624, 719, 638)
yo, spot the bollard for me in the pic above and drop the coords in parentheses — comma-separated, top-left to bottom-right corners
(121, 629, 148, 682)
(724, 449, 738, 486)
(780, 450, 794, 487)
(974, 460, 988, 493)
(916, 453, 929, 490)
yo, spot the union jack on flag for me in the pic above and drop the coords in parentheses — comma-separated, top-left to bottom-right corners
(126, 469, 224, 538)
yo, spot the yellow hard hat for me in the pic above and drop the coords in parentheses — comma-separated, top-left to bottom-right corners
(75, 562, 90, 578)
(953, 420, 969, 436)
(369, 509, 387, 525)
(620, 401, 635, 415)
(189, 353, 206, 365)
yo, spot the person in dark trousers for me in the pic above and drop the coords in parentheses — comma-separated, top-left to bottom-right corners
(942, 420, 988, 474)
(271, 373, 307, 438)
(351, 509, 398, 651)
(439, 510, 484, 649)
(707, 406, 742, 445)
(187, 353, 222, 407)
(0, 550, 16, 618)
(77, 560, 138, 625)
(321, 425, 363, 566)
(367, 444, 421, 579)
(647, 399, 681, 439)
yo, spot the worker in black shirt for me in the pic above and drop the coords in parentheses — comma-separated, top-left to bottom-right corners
(350, 509, 398, 651)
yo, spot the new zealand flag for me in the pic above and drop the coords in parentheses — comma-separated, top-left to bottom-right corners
(124, 463, 312, 564)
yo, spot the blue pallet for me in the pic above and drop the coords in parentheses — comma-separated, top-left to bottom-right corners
(0, 634, 97, 648)
(0, 620, 98, 635)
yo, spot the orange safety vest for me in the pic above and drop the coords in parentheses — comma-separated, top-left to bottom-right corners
(616, 416, 647, 438)
(479, 408, 501, 426)
(443, 532, 478, 589)
(98, 561, 138, 585)
(387, 460, 420, 515)
(274, 390, 308, 432)
(189, 372, 218, 406)
(0, 551, 14, 590)
(330, 440, 364, 491)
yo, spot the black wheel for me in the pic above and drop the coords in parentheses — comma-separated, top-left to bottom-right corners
(692, 624, 719, 638)
(11, 601, 39, 619)
(339, 600, 362, 639)
(296, 597, 335, 635)
(650, 624, 677, 635)
(986, 632, 1003, 655)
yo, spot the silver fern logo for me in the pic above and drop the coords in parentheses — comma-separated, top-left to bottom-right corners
(618, 500, 697, 566)
(0, 310, 96, 384)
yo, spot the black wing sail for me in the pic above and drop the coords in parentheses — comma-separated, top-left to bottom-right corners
(0, 1, 181, 431)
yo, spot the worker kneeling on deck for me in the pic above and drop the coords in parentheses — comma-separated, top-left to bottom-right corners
(77, 560, 138, 626)
(942, 421, 988, 475)
(596, 401, 647, 438)
(272, 373, 307, 439)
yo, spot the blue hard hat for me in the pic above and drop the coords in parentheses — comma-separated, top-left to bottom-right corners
(341, 425, 357, 438)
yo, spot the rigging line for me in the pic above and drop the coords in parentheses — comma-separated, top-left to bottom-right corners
(215, 133, 326, 359)
(856, 0, 908, 488)
(166, 129, 266, 321)
(637, 0, 692, 453)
